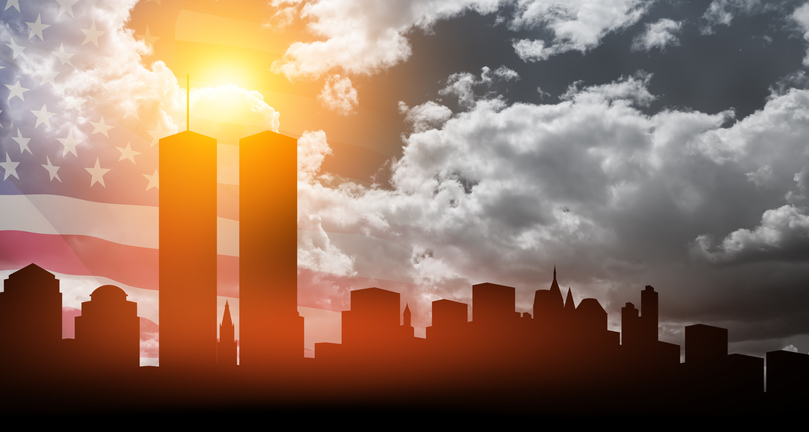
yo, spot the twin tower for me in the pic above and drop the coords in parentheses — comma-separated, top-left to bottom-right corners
(158, 130, 302, 371)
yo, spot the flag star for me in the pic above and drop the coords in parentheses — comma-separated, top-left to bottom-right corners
(5, 38, 26, 60)
(55, 0, 80, 17)
(38, 70, 59, 87)
(136, 26, 160, 47)
(122, 103, 140, 120)
(4, 0, 19, 12)
(11, 128, 31, 154)
(147, 128, 170, 147)
(116, 142, 141, 164)
(26, 14, 51, 41)
(53, 43, 75, 67)
(86, 158, 110, 187)
(58, 129, 82, 157)
(143, 169, 159, 190)
(0, 153, 19, 181)
(90, 117, 113, 137)
(64, 96, 85, 111)
(81, 21, 105, 47)
(6, 81, 30, 102)
(145, 0, 161, 5)
(31, 104, 56, 129)
(42, 156, 61, 182)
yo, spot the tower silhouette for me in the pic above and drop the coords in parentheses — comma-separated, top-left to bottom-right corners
(239, 130, 303, 368)
(158, 130, 218, 370)
(218, 300, 237, 366)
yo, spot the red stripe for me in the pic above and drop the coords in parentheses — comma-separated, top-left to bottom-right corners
(0, 231, 239, 297)
(1, 231, 420, 310)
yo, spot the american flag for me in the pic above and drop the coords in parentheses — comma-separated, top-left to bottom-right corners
(0, 0, 398, 364)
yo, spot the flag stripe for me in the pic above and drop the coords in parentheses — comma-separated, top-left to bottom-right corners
(0, 194, 240, 255)
(0, 230, 241, 297)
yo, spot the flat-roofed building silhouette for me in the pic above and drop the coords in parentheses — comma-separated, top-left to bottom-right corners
(472, 282, 518, 327)
(766, 350, 809, 394)
(239, 130, 303, 368)
(159, 130, 218, 370)
(640, 285, 658, 344)
(426, 299, 468, 341)
(685, 324, 727, 365)
(342, 288, 401, 347)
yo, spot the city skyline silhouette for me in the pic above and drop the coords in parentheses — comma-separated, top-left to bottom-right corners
(4, 0, 809, 422)
(0, 128, 807, 420)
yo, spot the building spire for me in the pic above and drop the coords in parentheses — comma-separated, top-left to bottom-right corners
(222, 300, 233, 327)
(565, 287, 575, 311)
(549, 266, 562, 305)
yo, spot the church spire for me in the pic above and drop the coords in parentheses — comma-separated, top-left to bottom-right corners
(565, 287, 575, 311)
(222, 300, 233, 327)
(549, 266, 562, 306)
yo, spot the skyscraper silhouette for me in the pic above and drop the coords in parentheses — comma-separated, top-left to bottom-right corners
(159, 130, 218, 370)
(239, 130, 303, 368)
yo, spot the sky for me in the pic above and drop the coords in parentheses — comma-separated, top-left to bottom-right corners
(3, 0, 809, 364)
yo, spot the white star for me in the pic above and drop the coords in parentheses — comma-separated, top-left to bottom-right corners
(42, 156, 61, 182)
(64, 96, 85, 111)
(55, 0, 80, 18)
(122, 103, 139, 120)
(147, 128, 170, 147)
(136, 26, 160, 47)
(58, 129, 82, 157)
(90, 117, 114, 137)
(116, 142, 141, 164)
(4, 0, 19, 12)
(0, 153, 19, 181)
(26, 14, 50, 41)
(38, 70, 59, 87)
(86, 158, 110, 187)
(5, 38, 26, 60)
(5, 81, 30, 102)
(81, 21, 105, 47)
(52, 43, 74, 67)
(143, 169, 159, 190)
(31, 104, 56, 129)
(11, 128, 31, 154)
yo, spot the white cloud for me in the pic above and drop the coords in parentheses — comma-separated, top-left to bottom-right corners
(317, 74, 359, 115)
(511, 0, 650, 58)
(631, 19, 682, 52)
(513, 38, 554, 62)
(399, 100, 453, 133)
(745, 165, 773, 188)
(438, 65, 520, 108)
(692, 204, 809, 263)
(270, 0, 501, 80)
(792, 2, 809, 66)
(270, 0, 651, 94)
(560, 71, 656, 107)
(701, 0, 762, 34)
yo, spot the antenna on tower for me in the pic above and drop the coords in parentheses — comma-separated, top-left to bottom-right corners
(186, 74, 190, 132)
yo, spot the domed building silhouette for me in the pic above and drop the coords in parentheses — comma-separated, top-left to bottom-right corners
(74, 285, 140, 371)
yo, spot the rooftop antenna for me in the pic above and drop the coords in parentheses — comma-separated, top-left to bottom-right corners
(186, 74, 190, 131)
